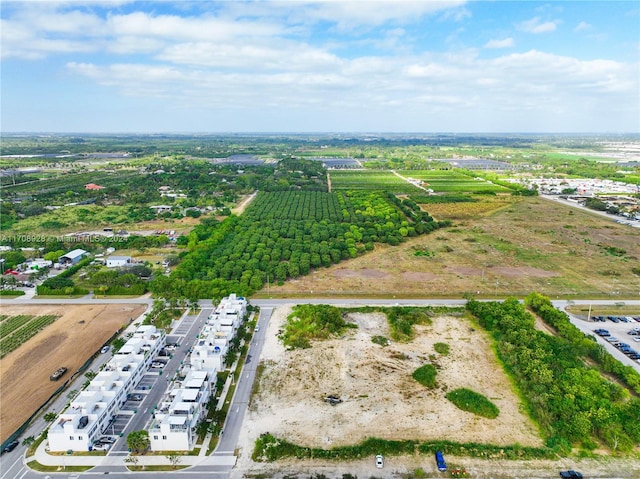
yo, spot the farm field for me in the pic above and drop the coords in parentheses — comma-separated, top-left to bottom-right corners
(397, 169, 512, 193)
(329, 170, 423, 193)
(0, 303, 147, 443)
(238, 306, 543, 471)
(263, 196, 640, 298)
(0, 313, 61, 358)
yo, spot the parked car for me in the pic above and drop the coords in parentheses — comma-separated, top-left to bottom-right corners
(559, 471, 583, 479)
(435, 451, 447, 472)
(2, 440, 19, 453)
(375, 454, 384, 468)
(128, 394, 143, 401)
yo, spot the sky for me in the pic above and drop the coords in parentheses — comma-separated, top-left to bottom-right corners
(1, 0, 638, 133)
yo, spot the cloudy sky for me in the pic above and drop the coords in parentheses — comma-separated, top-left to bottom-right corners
(1, 0, 638, 133)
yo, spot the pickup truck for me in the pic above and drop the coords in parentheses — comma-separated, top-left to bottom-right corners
(559, 471, 583, 479)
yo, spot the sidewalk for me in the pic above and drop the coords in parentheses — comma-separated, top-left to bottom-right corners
(29, 438, 236, 468)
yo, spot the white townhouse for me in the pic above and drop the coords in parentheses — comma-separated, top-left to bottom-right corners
(190, 294, 247, 373)
(48, 325, 165, 452)
(148, 370, 213, 451)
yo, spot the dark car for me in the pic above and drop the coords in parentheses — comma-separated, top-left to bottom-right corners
(3, 440, 19, 453)
(559, 471, 583, 479)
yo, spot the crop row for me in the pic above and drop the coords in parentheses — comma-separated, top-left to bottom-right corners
(330, 171, 421, 193)
(0, 314, 60, 358)
(0, 314, 35, 338)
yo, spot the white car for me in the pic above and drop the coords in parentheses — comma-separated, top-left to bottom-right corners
(375, 454, 384, 468)
(100, 346, 110, 354)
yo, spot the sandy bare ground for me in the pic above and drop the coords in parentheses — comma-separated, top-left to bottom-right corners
(236, 305, 543, 475)
(0, 303, 146, 442)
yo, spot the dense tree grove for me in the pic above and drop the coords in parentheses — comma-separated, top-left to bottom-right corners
(466, 297, 640, 453)
(150, 189, 447, 301)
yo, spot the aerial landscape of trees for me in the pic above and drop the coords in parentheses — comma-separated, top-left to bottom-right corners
(150, 185, 450, 301)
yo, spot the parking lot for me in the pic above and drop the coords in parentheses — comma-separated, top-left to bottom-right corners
(136, 373, 160, 391)
(588, 315, 640, 368)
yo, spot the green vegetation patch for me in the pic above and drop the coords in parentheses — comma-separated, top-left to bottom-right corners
(280, 304, 357, 349)
(434, 342, 450, 355)
(252, 432, 553, 463)
(412, 364, 438, 388)
(371, 335, 390, 347)
(445, 388, 499, 419)
(0, 314, 60, 358)
(410, 194, 478, 204)
(387, 306, 432, 342)
(468, 296, 640, 453)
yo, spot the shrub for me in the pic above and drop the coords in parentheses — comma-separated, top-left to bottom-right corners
(372, 335, 389, 347)
(445, 388, 499, 419)
(434, 342, 450, 355)
(412, 364, 437, 389)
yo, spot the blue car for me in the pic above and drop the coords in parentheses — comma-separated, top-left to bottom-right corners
(435, 451, 447, 472)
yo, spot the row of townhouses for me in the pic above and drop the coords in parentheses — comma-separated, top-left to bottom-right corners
(149, 294, 247, 451)
(47, 294, 247, 453)
(48, 325, 165, 452)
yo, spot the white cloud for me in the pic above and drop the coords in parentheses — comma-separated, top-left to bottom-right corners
(574, 21, 591, 32)
(483, 37, 514, 49)
(518, 16, 559, 34)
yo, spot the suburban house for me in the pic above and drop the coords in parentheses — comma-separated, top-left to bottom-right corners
(48, 325, 165, 452)
(106, 255, 132, 268)
(59, 249, 89, 266)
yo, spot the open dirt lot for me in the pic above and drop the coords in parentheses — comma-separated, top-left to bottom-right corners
(0, 303, 146, 442)
(237, 305, 542, 474)
(235, 305, 640, 479)
(264, 197, 640, 298)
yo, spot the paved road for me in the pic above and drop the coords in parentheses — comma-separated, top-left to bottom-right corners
(540, 194, 640, 228)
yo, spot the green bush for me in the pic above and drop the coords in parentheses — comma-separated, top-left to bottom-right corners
(0, 290, 25, 296)
(434, 342, 449, 355)
(446, 388, 499, 419)
(280, 304, 357, 350)
(412, 364, 437, 389)
(371, 335, 389, 347)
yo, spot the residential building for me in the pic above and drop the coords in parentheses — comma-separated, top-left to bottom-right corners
(148, 370, 213, 451)
(48, 325, 165, 452)
(106, 255, 132, 268)
(149, 294, 247, 451)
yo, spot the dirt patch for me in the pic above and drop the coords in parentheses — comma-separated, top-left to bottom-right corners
(490, 266, 558, 278)
(332, 268, 390, 278)
(237, 305, 542, 472)
(446, 267, 484, 276)
(401, 272, 438, 281)
(0, 303, 147, 442)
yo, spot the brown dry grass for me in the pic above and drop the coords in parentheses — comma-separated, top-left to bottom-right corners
(264, 197, 640, 298)
(0, 303, 147, 442)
